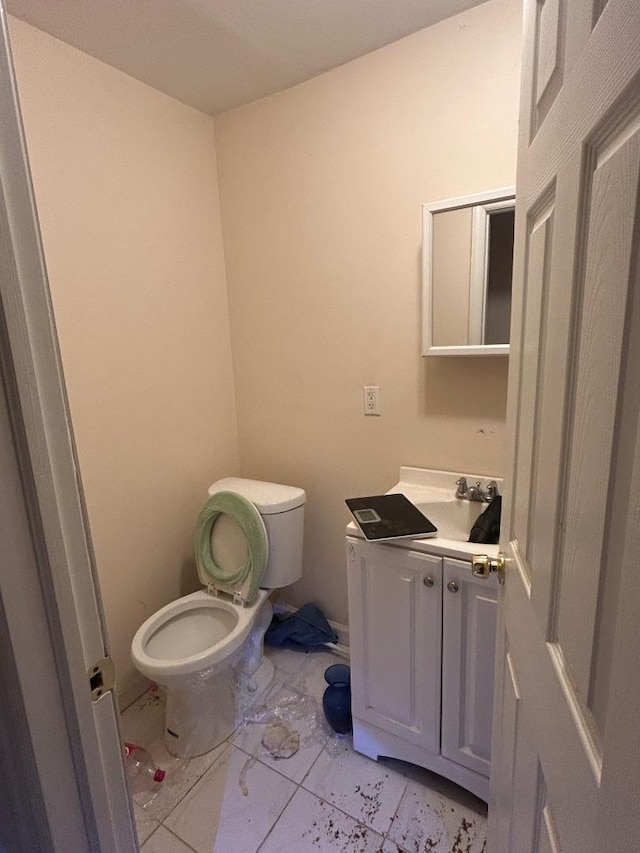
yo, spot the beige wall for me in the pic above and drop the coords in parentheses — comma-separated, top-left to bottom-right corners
(214, 0, 521, 624)
(9, 18, 239, 696)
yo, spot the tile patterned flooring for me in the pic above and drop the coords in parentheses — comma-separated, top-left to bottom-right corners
(121, 647, 487, 852)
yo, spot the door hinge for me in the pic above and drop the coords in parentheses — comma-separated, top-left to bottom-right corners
(88, 656, 115, 702)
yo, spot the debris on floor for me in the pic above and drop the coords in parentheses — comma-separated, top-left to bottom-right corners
(238, 754, 257, 797)
(242, 679, 329, 757)
(261, 720, 300, 758)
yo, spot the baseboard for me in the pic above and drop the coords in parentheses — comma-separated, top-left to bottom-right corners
(272, 599, 350, 659)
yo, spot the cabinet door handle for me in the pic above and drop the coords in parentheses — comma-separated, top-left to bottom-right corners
(423, 576, 434, 587)
(447, 580, 459, 593)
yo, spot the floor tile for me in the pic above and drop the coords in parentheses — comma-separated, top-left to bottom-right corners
(133, 802, 159, 844)
(164, 745, 296, 853)
(387, 779, 487, 853)
(302, 735, 407, 836)
(141, 825, 195, 852)
(259, 787, 385, 853)
(120, 685, 166, 748)
(380, 840, 405, 853)
(264, 645, 309, 679)
(288, 648, 348, 703)
(133, 730, 229, 821)
(234, 680, 329, 783)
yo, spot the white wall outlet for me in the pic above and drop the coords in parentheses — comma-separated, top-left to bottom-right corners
(363, 385, 381, 416)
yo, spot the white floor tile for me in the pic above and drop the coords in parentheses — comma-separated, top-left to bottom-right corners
(387, 779, 487, 853)
(141, 825, 195, 852)
(120, 685, 166, 748)
(289, 649, 348, 703)
(260, 787, 385, 853)
(133, 730, 229, 821)
(264, 645, 309, 679)
(302, 736, 407, 836)
(164, 745, 296, 853)
(133, 802, 159, 844)
(380, 840, 405, 853)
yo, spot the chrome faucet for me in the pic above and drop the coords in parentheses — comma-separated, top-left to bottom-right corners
(467, 481, 485, 502)
(485, 480, 499, 502)
(455, 477, 468, 499)
(455, 477, 499, 503)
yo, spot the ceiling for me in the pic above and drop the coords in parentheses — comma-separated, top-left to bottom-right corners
(7, 0, 487, 115)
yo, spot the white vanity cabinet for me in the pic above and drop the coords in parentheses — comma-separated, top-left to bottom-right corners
(346, 537, 498, 802)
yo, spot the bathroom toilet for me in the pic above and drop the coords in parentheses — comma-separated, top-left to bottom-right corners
(131, 477, 305, 757)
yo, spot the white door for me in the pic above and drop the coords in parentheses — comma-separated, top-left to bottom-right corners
(488, 0, 640, 850)
(0, 4, 137, 850)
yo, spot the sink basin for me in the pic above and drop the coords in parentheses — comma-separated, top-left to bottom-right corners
(417, 500, 484, 541)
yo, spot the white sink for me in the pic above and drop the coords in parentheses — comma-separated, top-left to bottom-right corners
(346, 466, 502, 559)
(386, 466, 502, 556)
(416, 499, 484, 541)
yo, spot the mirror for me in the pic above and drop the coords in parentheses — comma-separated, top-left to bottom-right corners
(422, 187, 515, 356)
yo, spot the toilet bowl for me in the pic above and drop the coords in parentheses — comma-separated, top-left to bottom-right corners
(131, 477, 305, 757)
(130, 588, 271, 686)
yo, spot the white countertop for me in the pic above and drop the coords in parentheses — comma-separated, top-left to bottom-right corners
(346, 466, 501, 560)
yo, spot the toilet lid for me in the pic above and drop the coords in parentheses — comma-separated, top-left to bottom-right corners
(194, 491, 269, 604)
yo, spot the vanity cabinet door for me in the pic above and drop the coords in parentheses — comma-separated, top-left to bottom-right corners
(441, 557, 498, 777)
(346, 537, 442, 754)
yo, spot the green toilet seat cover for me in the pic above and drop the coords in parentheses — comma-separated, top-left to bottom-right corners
(194, 491, 269, 603)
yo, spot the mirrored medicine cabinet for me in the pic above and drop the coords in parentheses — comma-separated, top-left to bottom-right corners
(422, 187, 515, 356)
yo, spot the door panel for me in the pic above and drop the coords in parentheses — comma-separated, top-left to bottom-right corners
(490, 627, 521, 853)
(531, 763, 562, 853)
(532, 0, 565, 132)
(511, 194, 555, 577)
(554, 122, 640, 713)
(527, 160, 583, 631)
(346, 538, 442, 753)
(489, 3, 640, 848)
(441, 558, 497, 777)
(529, 0, 593, 142)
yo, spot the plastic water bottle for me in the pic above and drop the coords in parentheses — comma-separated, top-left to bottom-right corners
(123, 743, 165, 793)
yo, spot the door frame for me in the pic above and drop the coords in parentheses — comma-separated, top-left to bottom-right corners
(0, 3, 137, 850)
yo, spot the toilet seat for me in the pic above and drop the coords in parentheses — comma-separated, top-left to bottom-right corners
(194, 490, 269, 604)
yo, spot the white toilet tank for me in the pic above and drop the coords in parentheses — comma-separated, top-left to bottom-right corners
(208, 477, 305, 589)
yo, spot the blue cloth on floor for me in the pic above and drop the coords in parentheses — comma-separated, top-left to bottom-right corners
(265, 603, 338, 647)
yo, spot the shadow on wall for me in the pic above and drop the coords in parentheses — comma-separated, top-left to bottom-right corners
(418, 356, 509, 421)
(179, 557, 201, 598)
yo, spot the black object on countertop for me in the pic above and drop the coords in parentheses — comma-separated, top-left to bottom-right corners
(345, 493, 437, 542)
(468, 496, 502, 545)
